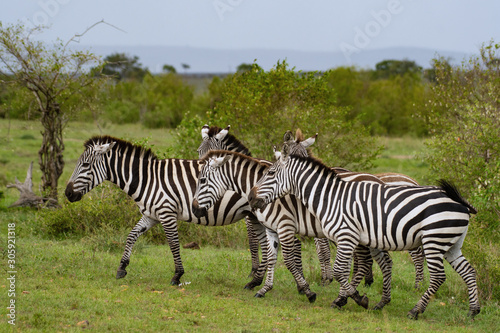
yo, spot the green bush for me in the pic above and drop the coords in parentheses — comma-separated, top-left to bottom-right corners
(100, 73, 193, 128)
(423, 41, 500, 300)
(173, 61, 381, 170)
(37, 183, 141, 238)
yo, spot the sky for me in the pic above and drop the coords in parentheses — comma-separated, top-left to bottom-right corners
(0, 1, 499, 71)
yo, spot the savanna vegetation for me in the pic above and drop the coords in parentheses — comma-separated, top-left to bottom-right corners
(0, 22, 498, 331)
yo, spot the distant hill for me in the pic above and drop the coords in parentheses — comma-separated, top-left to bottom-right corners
(78, 45, 471, 73)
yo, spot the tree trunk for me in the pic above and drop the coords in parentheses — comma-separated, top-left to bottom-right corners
(7, 162, 59, 208)
(38, 102, 65, 202)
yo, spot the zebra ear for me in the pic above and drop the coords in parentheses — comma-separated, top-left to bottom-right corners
(210, 155, 231, 168)
(282, 143, 291, 160)
(215, 125, 230, 141)
(283, 130, 294, 143)
(201, 124, 209, 139)
(273, 146, 282, 161)
(95, 142, 116, 154)
(300, 133, 318, 148)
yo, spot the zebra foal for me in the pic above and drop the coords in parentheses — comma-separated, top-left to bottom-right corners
(65, 136, 270, 289)
(249, 144, 480, 319)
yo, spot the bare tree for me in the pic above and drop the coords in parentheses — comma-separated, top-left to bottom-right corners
(0, 22, 106, 202)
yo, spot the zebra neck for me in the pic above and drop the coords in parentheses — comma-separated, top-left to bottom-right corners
(227, 156, 267, 198)
(108, 147, 157, 199)
(294, 162, 340, 220)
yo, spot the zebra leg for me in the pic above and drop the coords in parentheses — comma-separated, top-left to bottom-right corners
(409, 247, 425, 289)
(160, 218, 185, 286)
(370, 249, 393, 310)
(117, 216, 159, 279)
(443, 233, 480, 318)
(314, 237, 333, 286)
(244, 221, 268, 289)
(407, 250, 446, 320)
(331, 240, 369, 309)
(255, 229, 279, 298)
(280, 231, 316, 303)
(353, 250, 374, 287)
(292, 236, 305, 294)
(244, 215, 260, 278)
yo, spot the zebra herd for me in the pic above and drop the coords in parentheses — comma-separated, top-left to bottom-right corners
(65, 125, 480, 320)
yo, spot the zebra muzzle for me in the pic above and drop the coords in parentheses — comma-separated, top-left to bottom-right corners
(192, 199, 208, 218)
(65, 182, 83, 202)
(249, 188, 267, 211)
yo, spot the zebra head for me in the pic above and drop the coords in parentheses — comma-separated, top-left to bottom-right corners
(65, 139, 116, 202)
(197, 124, 231, 158)
(249, 144, 294, 211)
(192, 153, 232, 218)
(282, 129, 317, 158)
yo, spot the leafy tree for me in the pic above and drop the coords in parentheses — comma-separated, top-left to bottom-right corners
(374, 59, 422, 79)
(236, 63, 253, 73)
(162, 64, 177, 74)
(0, 22, 104, 201)
(101, 52, 149, 81)
(423, 41, 500, 299)
(174, 61, 381, 170)
(100, 73, 193, 128)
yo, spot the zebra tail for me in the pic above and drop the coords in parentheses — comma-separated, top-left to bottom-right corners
(437, 179, 478, 215)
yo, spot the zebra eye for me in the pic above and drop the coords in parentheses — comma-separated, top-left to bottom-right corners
(82, 162, 90, 168)
(268, 170, 275, 176)
(200, 177, 207, 185)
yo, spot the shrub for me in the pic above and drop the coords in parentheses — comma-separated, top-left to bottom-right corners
(423, 41, 500, 300)
(173, 61, 381, 170)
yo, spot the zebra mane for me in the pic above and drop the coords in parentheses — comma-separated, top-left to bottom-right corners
(207, 126, 252, 156)
(289, 153, 339, 178)
(84, 135, 158, 161)
(200, 150, 268, 168)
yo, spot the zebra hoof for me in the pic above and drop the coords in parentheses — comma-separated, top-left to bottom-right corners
(331, 296, 348, 309)
(116, 269, 127, 279)
(170, 279, 181, 286)
(352, 292, 369, 309)
(373, 300, 388, 310)
(307, 293, 317, 303)
(254, 293, 265, 298)
(407, 309, 419, 320)
(468, 308, 480, 318)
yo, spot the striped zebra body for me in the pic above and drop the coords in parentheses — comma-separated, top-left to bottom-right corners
(249, 149, 480, 319)
(193, 151, 394, 306)
(65, 136, 269, 289)
(284, 129, 425, 289)
(197, 125, 333, 298)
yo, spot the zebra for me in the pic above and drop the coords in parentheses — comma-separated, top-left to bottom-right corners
(193, 150, 398, 308)
(65, 135, 270, 289)
(283, 129, 425, 289)
(196, 125, 333, 297)
(249, 144, 480, 319)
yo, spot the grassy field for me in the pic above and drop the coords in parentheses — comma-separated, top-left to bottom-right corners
(1, 119, 498, 332)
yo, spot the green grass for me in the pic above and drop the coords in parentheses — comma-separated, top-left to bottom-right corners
(1, 119, 499, 331)
(1, 212, 498, 332)
(371, 136, 431, 185)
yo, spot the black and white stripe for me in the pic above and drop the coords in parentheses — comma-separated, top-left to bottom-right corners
(193, 150, 396, 307)
(284, 129, 425, 289)
(249, 146, 480, 319)
(65, 136, 269, 289)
